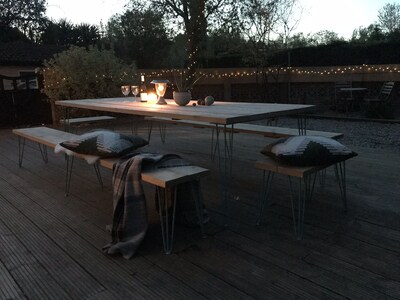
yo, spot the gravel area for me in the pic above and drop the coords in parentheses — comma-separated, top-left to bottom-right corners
(260, 117, 400, 153)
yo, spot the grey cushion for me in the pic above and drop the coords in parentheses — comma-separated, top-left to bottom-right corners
(60, 130, 148, 158)
(261, 135, 357, 166)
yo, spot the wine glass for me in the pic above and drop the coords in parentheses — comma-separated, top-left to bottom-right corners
(131, 85, 139, 101)
(121, 85, 130, 97)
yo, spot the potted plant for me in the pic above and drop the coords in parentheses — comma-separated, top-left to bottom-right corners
(173, 68, 203, 106)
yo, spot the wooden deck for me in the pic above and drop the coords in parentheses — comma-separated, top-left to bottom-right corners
(1, 121, 400, 300)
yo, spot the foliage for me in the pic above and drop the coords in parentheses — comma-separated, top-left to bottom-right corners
(285, 32, 312, 48)
(128, 0, 242, 86)
(3, 0, 398, 71)
(268, 40, 400, 67)
(149, 0, 208, 88)
(378, 2, 400, 34)
(40, 19, 100, 47)
(278, 30, 343, 50)
(351, 24, 386, 44)
(172, 68, 204, 92)
(0, 0, 47, 41)
(231, 0, 301, 66)
(205, 29, 250, 67)
(42, 46, 136, 102)
(163, 35, 201, 91)
(105, 7, 170, 68)
(146, 0, 234, 32)
(311, 30, 344, 45)
(275, 0, 302, 46)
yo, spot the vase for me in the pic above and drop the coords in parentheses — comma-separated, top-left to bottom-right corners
(173, 91, 191, 106)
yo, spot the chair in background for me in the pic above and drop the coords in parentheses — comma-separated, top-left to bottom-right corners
(364, 81, 395, 108)
(334, 81, 353, 112)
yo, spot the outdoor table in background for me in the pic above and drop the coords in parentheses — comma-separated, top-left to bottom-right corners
(340, 87, 367, 112)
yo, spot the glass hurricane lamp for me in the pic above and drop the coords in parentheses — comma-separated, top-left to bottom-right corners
(150, 79, 170, 105)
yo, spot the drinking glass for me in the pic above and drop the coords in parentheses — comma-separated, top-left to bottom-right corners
(121, 85, 130, 97)
(131, 85, 139, 101)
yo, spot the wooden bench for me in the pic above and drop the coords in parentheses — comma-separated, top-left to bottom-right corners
(12, 127, 79, 167)
(60, 116, 116, 132)
(255, 157, 350, 240)
(146, 116, 344, 161)
(12, 126, 209, 254)
(145, 116, 344, 140)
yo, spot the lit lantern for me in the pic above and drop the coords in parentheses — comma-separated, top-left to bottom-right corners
(150, 79, 170, 105)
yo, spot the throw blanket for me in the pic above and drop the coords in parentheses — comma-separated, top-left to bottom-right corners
(102, 152, 194, 259)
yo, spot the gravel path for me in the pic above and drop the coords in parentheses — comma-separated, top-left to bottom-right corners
(262, 117, 400, 153)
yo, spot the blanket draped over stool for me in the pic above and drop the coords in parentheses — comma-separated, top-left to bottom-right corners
(102, 152, 192, 259)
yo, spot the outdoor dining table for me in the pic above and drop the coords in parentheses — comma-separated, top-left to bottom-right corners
(340, 87, 368, 99)
(340, 87, 368, 111)
(55, 97, 315, 212)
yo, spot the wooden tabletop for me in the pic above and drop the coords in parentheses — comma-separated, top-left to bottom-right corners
(56, 98, 315, 125)
(340, 88, 367, 92)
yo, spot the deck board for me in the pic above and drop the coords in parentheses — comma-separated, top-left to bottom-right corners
(0, 152, 208, 299)
(0, 253, 27, 300)
(1, 123, 400, 299)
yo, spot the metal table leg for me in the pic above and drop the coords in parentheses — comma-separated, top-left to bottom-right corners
(215, 124, 234, 222)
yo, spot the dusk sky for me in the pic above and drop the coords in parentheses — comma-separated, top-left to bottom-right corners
(46, 0, 391, 39)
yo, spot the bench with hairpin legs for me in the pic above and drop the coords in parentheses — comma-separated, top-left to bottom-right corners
(60, 115, 117, 132)
(145, 116, 344, 161)
(255, 157, 352, 240)
(12, 126, 209, 254)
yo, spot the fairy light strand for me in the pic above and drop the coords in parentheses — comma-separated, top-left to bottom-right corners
(42, 64, 400, 89)
(137, 64, 400, 80)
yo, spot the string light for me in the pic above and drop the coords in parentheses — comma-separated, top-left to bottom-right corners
(136, 64, 400, 81)
(42, 64, 400, 89)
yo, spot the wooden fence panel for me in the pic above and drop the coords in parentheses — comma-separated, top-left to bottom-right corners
(0, 75, 51, 127)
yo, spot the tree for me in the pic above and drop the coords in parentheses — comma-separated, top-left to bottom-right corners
(122, 0, 297, 72)
(128, 0, 240, 87)
(351, 25, 385, 44)
(275, 0, 302, 48)
(42, 46, 135, 124)
(286, 32, 312, 48)
(239, 0, 300, 66)
(0, 0, 47, 41)
(105, 7, 170, 68)
(74, 23, 100, 47)
(150, 0, 208, 87)
(40, 19, 76, 45)
(205, 29, 249, 67)
(311, 30, 343, 45)
(378, 3, 400, 34)
(40, 19, 100, 47)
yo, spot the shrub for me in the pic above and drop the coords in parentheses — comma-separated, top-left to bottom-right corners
(42, 46, 136, 124)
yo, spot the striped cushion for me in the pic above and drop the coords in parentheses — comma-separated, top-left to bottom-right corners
(60, 130, 148, 157)
(261, 135, 357, 166)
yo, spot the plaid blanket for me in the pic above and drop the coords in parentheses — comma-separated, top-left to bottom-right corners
(102, 152, 191, 259)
